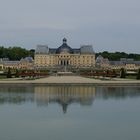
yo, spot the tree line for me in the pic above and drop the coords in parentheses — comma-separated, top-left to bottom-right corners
(96, 51, 140, 61)
(1, 46, 140, 61)
(0, 46, 35, 60)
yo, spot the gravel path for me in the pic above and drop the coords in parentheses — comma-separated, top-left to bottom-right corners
(0, 76, 140, 85)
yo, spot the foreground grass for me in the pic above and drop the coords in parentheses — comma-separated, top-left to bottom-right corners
(126, 75, 137, 80)
(0, 76, 7, 79)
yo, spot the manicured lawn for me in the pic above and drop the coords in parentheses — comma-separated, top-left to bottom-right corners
(126, 75, 137, 79)
(0, 75, 7, 79)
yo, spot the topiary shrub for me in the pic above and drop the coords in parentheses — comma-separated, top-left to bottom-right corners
(7, 67, 12, 78)
(120, 68, 126, 78)
(137, 69, 140, 80)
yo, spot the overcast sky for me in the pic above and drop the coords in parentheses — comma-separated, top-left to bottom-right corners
(0, 0, 140, 53)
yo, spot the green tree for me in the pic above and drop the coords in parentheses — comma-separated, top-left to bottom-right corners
(0, 46, 34, 60)
(29, 49, 35, 58)
(15, 69, 19, 78)
(120, 68, 126, 78)
(96, 51, 140, 61)
(7, 67, 12, 78)
(137, 69, 140, 80)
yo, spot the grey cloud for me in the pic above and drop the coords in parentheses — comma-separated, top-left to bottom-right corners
(0, 0, 140, 53)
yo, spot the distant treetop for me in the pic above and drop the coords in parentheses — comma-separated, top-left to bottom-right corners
(0, 46, 35, 60)
(96, 51, 140, 61)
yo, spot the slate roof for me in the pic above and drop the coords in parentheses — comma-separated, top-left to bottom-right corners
(80, 45, 95, 54)
(110, 61, 124, 65)
(56, 39, 73, 54)
(35, 45, 49, 54)
(134, 61, 140, 65)
(49, 48, 57, 54)
(3, 61, 20, 65)
(73, 49, 80, 54)
(35, 39, 95, 55)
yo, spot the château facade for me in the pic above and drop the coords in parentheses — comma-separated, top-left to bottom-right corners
(96, 55, 140, 70)
(0, 57, 34, 70)
(35, 38, 95, 69)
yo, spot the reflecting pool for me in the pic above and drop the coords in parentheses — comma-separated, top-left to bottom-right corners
(0, 85, 140, 140)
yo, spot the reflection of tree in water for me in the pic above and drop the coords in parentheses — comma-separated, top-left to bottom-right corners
(96, 86, 140, 99)
(0, 86, 34, 104)
(34, 86, 96, 113)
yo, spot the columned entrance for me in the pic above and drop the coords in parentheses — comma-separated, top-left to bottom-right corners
(59, 59, 69, 66)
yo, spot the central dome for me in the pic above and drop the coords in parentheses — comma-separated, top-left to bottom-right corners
(56, 38, 73, 54)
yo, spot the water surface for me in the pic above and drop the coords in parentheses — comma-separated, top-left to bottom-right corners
(0, 85, 140, 140)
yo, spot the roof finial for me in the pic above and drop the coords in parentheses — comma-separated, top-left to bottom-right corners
(63, 38, 67, 44)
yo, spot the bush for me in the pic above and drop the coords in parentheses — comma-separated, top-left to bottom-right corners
(15, 69, 19, 78)
(7, 67, 12, 78)
(137, 69, 140, 80)
(120, 68, 126, 78)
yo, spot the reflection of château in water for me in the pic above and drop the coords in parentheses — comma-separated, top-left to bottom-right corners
(0, 86, 140, 113)
(34, 86, 96, 113)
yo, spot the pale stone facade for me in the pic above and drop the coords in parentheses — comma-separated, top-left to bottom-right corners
(0, 57, 34, 70)
(18, 57, 34, 70)
(35, 38, 95, 69)
(96, 56, 140, 70)
(110, 59, 140, 70)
